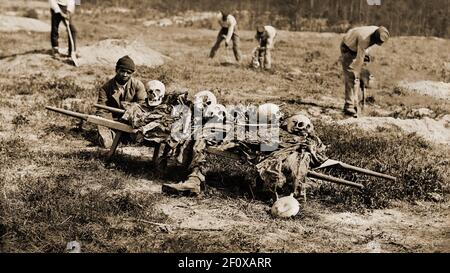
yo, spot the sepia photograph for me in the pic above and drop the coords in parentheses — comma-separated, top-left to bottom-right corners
(0, 0, 448, 260)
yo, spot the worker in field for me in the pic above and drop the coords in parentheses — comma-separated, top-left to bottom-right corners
(49, 0, 78, 57)
(340, 26, 389, 117)
(96, 55, 147, 148)
(209, 10, 242, 62)
(253, 25, 277, 70)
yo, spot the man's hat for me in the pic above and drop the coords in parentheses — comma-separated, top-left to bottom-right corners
(116, 55, 135, 72)
(256, 25, 265, 33)
(217, 9, 229, 20)
(377, 26, 390, 43)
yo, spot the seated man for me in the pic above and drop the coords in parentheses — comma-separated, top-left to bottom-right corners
(96, 55, 147, 148)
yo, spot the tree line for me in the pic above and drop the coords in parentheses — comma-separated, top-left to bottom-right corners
(80, 0, 449, 37)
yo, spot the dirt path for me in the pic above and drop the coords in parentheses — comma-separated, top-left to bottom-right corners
(320, 204, 450, 252)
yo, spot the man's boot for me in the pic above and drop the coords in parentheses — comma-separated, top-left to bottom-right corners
(343, 104, 358, 118)
(162, 176, 202, 196)
(162, 168, 205, 196)
(51, 46, 60, 57)
(97, 126, 114, 149)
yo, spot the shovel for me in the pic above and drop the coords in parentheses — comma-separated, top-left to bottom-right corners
(354, 78, 361, 117)
(63, 17, 79, 67)
(362, 86, 366, 111)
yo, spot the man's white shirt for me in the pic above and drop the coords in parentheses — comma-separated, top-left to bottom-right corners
(49, 0, 75, 13)
(342, 26, 379, 76)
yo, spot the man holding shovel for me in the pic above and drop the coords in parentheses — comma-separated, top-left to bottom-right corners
(209, 10, 242, 63)
(340, 26, 389, 117)
(49, 0, 78, 64)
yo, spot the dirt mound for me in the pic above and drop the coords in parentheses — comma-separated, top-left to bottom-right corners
(398, 81, 450, 100)
(337, 115, 450, 145)
(77, 39, 168, 67)
(0, 15, 50, 32)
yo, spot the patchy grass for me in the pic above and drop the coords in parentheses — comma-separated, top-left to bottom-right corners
(0, 137, 168, 252)
(0, 76, 91, 99)
(312, 123, 449, 211)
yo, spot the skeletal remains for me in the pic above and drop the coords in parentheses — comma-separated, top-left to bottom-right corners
(46, 89, 397, 218)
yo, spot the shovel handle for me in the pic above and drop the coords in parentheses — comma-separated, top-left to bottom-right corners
(307, 171, 364, 189)
(339, 162, 397, 181)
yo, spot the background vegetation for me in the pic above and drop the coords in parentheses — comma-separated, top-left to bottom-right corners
(77, 0, 449, 37)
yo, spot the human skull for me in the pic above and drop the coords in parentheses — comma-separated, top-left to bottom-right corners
(286, 114, 314, 136)
(146, 80, 165, 106)
(258, 103, 282, 124)
(271, 193, 300, 218)
(251, 47, 261, 69)
(204, 104, 227, 123)
(252, 56, 260, 69)
(193, 90, 217, 111)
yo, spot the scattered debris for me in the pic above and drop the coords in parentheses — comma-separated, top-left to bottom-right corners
(390, 107, 437, 119)
(409, 108, 435, 118)
(61, 98, 91, 114)
(307, 106, 323, 117)
(428, 193, 444, 202)
(366, 240, 382, 253)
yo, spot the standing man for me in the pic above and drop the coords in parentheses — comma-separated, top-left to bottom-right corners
(96, 55, 147, 148)
(255, 25, 277, 70)
(49, 0, 78, 57)
(209, 10, 242, 62)
(340, 26, 389, 116)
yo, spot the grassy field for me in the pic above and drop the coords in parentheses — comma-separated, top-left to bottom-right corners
(0, 2, 449, 253)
